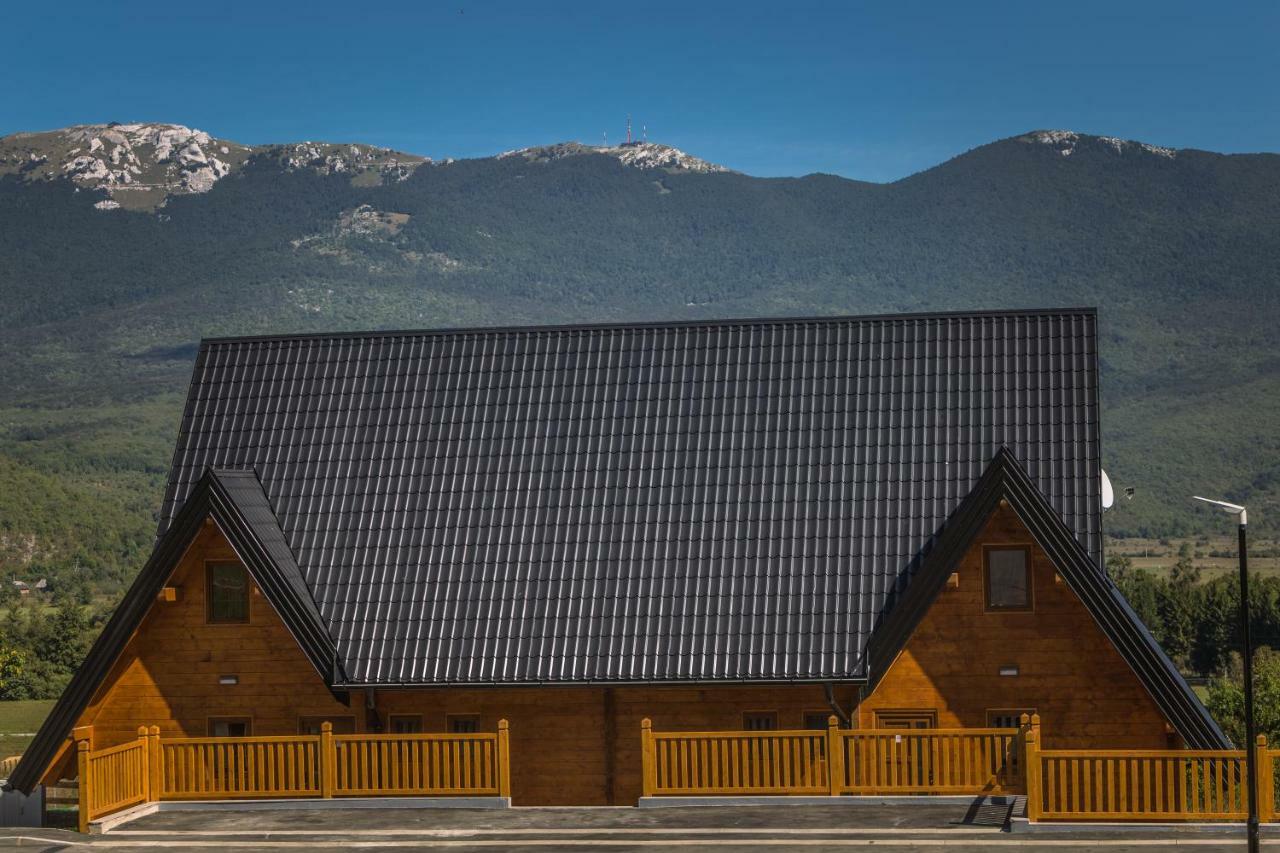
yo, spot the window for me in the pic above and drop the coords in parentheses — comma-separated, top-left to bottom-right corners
(984, 546, 1032, 611)
(298, 716, 356, 735)
(447, 714, 480, 734)
(206, 561, 250, 623)
(389, 714, 424, 734)
(208, 717, 252, 737)
(987, 709, 1036, 730)
(742, 711, 778, 731)
(873, 709, 937, 729)
(803, 711, 833, 731)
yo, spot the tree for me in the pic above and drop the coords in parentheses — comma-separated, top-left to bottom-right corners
(0, 645, 22, 699)
(1205, 646, 1280, 746)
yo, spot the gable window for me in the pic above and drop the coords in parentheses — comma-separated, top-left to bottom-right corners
(742, 711, 778, 731)
(390, 714, 424, 734)
(984, 546, 1032, 612)
(208, 717, 252, 737)
(298, 716, 356, 735)
(206, 561, 250, 623)
(447, 714, 480, 734)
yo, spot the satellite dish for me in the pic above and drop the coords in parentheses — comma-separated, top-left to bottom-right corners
(1101, 469, 1115, 510)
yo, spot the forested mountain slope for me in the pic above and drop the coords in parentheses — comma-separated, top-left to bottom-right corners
(1, 125, 1277, 589)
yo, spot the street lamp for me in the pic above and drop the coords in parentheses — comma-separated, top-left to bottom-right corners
(1192, 496, 1257, 853)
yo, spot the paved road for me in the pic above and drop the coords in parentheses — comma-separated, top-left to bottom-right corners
(1, 801, 1275, 851)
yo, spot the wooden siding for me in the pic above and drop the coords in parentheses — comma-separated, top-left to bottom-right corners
(66, 506, 1175, 804)
(858, 504, 1173, 748)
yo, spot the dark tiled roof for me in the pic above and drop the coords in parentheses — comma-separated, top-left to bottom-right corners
(159, 309, 1102, 685)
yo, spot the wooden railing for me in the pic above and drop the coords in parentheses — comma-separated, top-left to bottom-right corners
(642, 722, 829, 795)
(160, 735, 322, 800)
(77, 728, 152, 833)
(1025, 727, 1278, 822)
(641, 717, 1025, 798)
(836, 727, 1024, 794)
(333, 732, 508, 796)
(74, 720, 510, 831)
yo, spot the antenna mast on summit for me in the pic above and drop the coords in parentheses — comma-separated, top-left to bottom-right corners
(626, 114, 632, 145)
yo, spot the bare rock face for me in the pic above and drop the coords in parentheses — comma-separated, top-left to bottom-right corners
(500, 140, 731, 173)
(0, 123, 733, 214)
(1018, 130, 1177, 160)
(0, 123, 427, 211)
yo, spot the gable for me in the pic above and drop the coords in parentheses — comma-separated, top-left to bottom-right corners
(864, 447, 1228, 749)
(6, 469, 339, 794)
(81, 525, 348, 749)
(860, 505, 1172, 746)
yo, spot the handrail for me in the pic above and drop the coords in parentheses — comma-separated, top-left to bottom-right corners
(641, 717, 1027, 798)
(77, 728, 150, 833)
(75, 720, 511, 831)
(1025, 726, 1259, 822)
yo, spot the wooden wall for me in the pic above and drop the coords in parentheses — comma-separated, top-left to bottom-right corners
(66, 507, 1178, 804)
(857, 502, 1173, 748)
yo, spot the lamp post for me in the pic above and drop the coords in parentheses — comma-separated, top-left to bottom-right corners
(1193, 496, 1256, 853)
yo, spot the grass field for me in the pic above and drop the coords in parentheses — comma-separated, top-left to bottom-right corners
(0, 699, 54, 759)
(1107, 536, 1280, 578)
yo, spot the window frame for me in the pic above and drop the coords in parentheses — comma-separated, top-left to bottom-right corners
(982, 544, 1034, 613)
(985, 708, 1037, 730)
(446, 713, 481, 734)
(206, 716, 253, 737)
(389, 714, 424, 734)
(297, 715, 356, 735)
(741, 711, 779, 732)
(802, 710, 834, 731)
(205, 560, 251, 625)
(873, 709, 938, 729)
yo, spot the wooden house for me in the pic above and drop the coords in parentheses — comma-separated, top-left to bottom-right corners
(6, 309, 1226, 806)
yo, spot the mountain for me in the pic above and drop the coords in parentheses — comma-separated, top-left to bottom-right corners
(0, 123, 1277, 587)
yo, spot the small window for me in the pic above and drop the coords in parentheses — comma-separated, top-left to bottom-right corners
(298, 716, 356, 735)
(389, 714, 424, 734)
(447, 714, 480, 734)
(206, 561, 250, 623)
(987, 709, 1036, 730)
(803, 711, 833, 731)
(208, 717, 252, 737)
(984, 546, 1032, 611)
(742, 711, 778, 731)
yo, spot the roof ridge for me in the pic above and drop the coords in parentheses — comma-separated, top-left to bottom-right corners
(198, 306, 1099, 347)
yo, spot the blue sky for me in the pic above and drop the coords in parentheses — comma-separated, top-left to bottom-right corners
(2, 1, 1275, 181)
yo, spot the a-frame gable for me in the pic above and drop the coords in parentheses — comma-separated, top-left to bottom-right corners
(866, 447, 1228, 749)
(5, 468, 340, 794)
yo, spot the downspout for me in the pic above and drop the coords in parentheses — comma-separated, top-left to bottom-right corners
(824, 682, 853, 728)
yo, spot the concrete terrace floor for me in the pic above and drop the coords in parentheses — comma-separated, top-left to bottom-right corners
(1, 801, 1277, 851)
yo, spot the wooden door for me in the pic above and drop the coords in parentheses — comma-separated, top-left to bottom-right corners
(874, 710, 937, 788)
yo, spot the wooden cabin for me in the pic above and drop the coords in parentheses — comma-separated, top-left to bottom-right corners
(6, 309, 1226, 807)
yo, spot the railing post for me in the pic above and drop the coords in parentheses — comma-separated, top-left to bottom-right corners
(640, 718, 655, 798)
(826, 715, 843, 796)
(1257, 736, 1274, 823)
(1024, 723, 1042, 822)
(135, 727, 150, 804)
(76, 740, 90, 834)
(319, 721, 334, 798)
(148, 726, 162, 802)
(497, 719, 511, 800)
